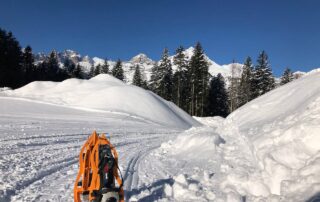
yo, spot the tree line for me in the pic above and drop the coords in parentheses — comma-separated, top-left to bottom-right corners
(135, 43, 295, 117)
(0, 27, 296, 118)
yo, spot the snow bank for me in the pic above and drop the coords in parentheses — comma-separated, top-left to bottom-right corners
(160, 127, 224, 160)
(151, 71, 320, 201)
(224, 70, 320, 200)
(2, 74, 200, 129)
(193, 116, 225, 130)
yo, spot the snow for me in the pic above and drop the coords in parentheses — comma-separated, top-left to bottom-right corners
(0, 74, 201, 201)
(1, 69, 320, 201)
(224, 70, 320, 200)
(92, 57, 105, 66)
(0, 97, 183, 201)
(144, 70, 320, 201)
(3, 74, 200, 129)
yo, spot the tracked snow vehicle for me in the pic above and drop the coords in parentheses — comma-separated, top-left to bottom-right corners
(74, 131, 124, 202)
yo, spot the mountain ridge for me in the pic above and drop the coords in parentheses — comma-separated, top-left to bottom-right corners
(34, 47, 306, 84)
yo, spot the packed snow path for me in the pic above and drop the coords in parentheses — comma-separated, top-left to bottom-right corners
(0, 97, 182, 201)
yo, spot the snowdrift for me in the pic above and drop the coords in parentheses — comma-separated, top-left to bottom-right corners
(155, 70, 320, 201)
(2, 74, 200, 129)
(226, 70, 320, 200)
(160, 127, 225, 160)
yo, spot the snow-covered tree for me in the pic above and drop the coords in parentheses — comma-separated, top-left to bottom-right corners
(206, 73, 229, 117)
(253, 51, 275, 97)
(280, 67, 294, 85)
(150, 49, 173, 101)
(112, 59, 124, 81)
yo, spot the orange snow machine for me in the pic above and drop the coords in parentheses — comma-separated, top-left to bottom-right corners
(74, 131, 124, 202)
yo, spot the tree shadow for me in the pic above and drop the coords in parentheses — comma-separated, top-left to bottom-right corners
(306, 192, 320, 202)
(125, 178, 174, 202)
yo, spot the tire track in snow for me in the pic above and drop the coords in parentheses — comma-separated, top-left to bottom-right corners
(4, 140, 139, 201)
(123, 145, 160, 201)
(2, 156, 78, 201)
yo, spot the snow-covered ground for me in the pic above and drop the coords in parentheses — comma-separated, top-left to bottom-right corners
(0, 75, 200, 202)
(144, 70, 320, 201)
(0, 97, 183, 201)
(1, 71, 320, 201)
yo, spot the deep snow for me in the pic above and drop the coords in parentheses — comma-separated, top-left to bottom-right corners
(1, 71, 320, 202)
(4, 74, 200, 129)
(149, 70, 320, 201)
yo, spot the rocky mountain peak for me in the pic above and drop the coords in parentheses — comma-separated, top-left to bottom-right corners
(130, 53, 154, 64)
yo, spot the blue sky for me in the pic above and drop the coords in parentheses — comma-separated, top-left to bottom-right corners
(1, 0, 319, 76)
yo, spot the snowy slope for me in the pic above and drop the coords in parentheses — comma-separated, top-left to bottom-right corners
(138, 70, 320, 201)
(2, 74, 200, 129)
(225, 69, 320, 200)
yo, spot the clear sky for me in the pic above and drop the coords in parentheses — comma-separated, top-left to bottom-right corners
(1, 0, 319, 75)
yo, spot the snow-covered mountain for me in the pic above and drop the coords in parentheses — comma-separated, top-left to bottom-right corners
(34, 47, 244, 83)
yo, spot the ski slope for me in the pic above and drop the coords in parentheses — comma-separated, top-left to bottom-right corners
(1, 71, 320, 202)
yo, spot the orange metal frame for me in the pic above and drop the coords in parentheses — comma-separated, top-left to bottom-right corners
(74, 131, 124, 202)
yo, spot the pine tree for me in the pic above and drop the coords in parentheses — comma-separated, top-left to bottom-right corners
(188, 42, 209, 116)
(239, 56, 254, 106)
(141, 80, 149, 90)
(253, 51, 275, 97)
(280, 67, 294, 85)
(158, 48, 173, 101)
(22, 45, 35, 84)
(89, 64, 95, 78)
(73, 64, 83, 79)
(206, 73, 229, 117)
(47, 50, 63, 81)
(173, 46, 189, 110)
(0, 28, 24, 88)
(94, 64, 101, 76)
(64, 58, 75, 77)
(132, 64, 143, 87)
(149, 63, 161, 93)
(112, 59, 124, 81)
(101, 59, 109, 74)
